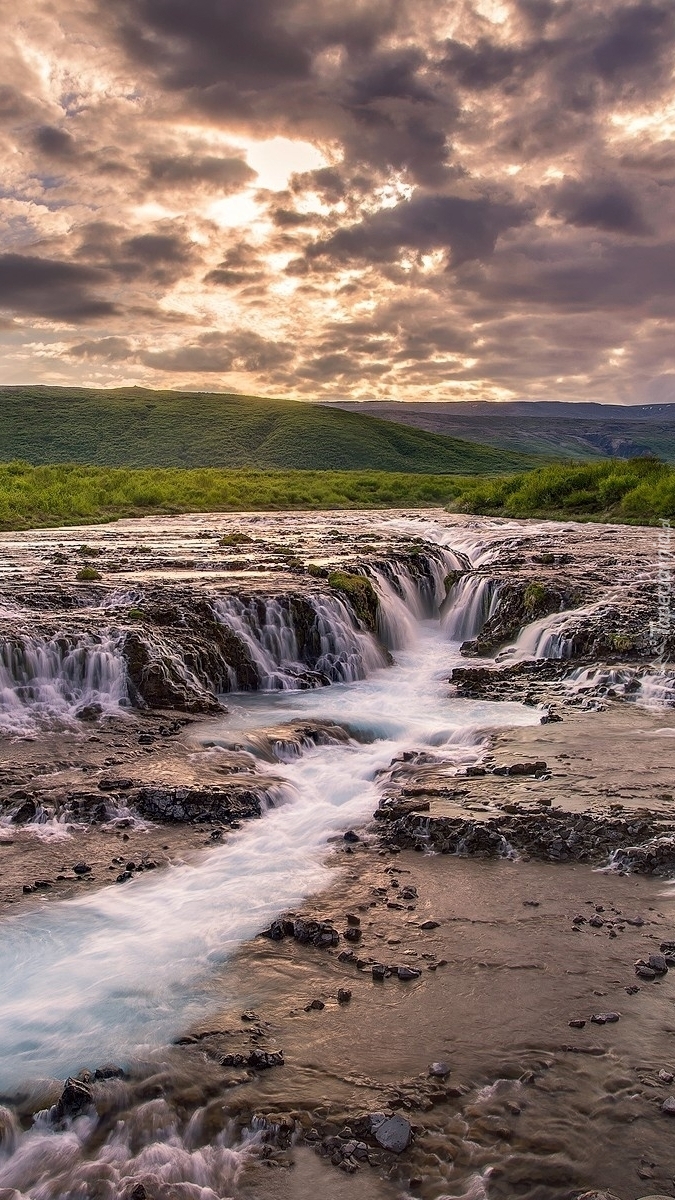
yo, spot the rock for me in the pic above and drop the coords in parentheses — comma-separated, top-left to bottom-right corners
(53, 1077, 93, 1122)
(346, 913, 361, 926)
(344, 926, 362, 942)
(343, 830, 360, 843)
(11, 798, 38, 824)
(72, 862, 92, 876)
(661, 1096, 675, 1115)
(635, 963, 657, 980)
(374, 1115, 411, 1154)
(589, 916, 604, 928)
(648, 953, 668, 974)
(241, 1010, 259, 1022)
(419, 920, 439, 930)
(247, 1049, 284, 1070)
(569, 1019, 586, 1029)
(94, 1064, 125, 1080)
(397, 966, 421, 981)
(75, 703, 103, 722)
(305, 999, 325, 1011)
(337, 989, 352, 1004)
(371, 963, 387, 981)
(591, 1012, 620, 1024)
(428, 1062, 451, 1078)
(658, 1069, 674, 1084)
(131, 1186, 147, 1200)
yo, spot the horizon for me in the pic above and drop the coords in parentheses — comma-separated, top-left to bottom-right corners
(1, 2, 675, 406)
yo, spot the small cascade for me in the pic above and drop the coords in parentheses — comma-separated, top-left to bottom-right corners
(212, 594, 388, 690)
(506, 610, 576, 661)
(442, 575, 498, 643)
(367, 567, 419, 650)
(0, 633, 128, 734)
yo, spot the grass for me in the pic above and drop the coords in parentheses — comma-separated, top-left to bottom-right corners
(0, 386, 536, 474)
(0, 457, 670, 531)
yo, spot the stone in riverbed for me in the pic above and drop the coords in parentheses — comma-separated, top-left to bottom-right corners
(419, 920, 439, 930)
(371, 963, 387, 981)
(397, 966, 421, 980)
(428, 1062, 451, 1078)
(337, 989, 352, 1004)
(53, 1077, 93, 1122)
(591, 1012, 620, 1024)
(72, 862, 92, 875)
(373, 1115, 411, 1154)
(648, 953, 668, 974)
(662, 1096, 675, 1115)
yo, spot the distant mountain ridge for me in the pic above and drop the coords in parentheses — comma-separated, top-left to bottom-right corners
(323, 400, 675, 462)
(0, 386, 538, 474)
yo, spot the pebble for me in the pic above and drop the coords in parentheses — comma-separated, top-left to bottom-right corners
(661, 1097, 675, 1115)
(658, 1069, 674, 1084)
(72, 862, 92, 876)
(397, 966, 421, 981)
(591, 1012, 620, 1024)
(569, 1019, 586, 1029)
(419, 920, 439, 930)
(337, 989, 352, 1004)
(371, 964, 387, 981)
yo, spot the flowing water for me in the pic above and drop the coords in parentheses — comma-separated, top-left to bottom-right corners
(0, 514, 667, 1198)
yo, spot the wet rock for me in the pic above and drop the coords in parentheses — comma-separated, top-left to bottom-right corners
(305, 999, 325, 1011)
(373, 1114, 411, 1154)
(248, 1049, 284, 1070)
(135, 783, 264, 826)
(569, 1020, 586, 1029)
(337, 989, 352, 1004)
(53, 1077, 93, 1122)
(419, 920, 440, 930)
(93, 1064, 125, 1080)
(591, 1012, 620, 1024)
(371, 964, 387, 981)
(343, 830, 360, 843)
(661, 1097, 675, 1115)
(397, 966, 421, 981)
(346, 913, 361, 926)
(75, 702, 103, 722)
(428, 1062, 451, 1078)
(648, 953, 668, 974)
(658, 1069, 674, 1084)
(343, 926, 362, 942)
(72, 862, 92, 875)
(11, 798, 38, 824)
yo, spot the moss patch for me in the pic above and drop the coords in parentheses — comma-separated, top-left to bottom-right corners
(327, 571, 379, 633)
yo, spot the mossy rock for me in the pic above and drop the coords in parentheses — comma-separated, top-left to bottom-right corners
(523, 581, 547, 615)
(328, 571, 379, 633)
(76, 566, 102, 581)
(219, 532, 254, 546)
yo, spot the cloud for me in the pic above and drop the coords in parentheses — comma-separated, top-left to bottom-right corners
(309, 192, 529, 267)
(1, 0, 675, 402)
(0, 255, 117, 322)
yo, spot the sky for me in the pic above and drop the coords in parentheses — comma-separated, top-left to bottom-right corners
(1, 0, 675, 404)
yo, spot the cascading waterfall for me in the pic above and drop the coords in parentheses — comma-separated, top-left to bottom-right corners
(441, 576, 499, 643)
(502, 609, 577, 661)
(0, 633, 129, 734)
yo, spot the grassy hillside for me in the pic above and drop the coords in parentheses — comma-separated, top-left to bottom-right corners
(0, 458, 669, 531)
(326, 400, 675, 462)
(0, 387, 536, 474)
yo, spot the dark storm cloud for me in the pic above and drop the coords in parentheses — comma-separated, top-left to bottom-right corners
(33, 125, 78, 159)
(146, 153, 256, 189)
(549, 179, 651, 234)
(0, 255, 117, 322)
(309, 193, 529, 267)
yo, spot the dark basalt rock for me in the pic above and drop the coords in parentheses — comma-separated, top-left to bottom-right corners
(53, 1077, 93, 1123)
(133, 784, 266, 825)
(380, 807, 675, 873)
(260, 916, 340, 948)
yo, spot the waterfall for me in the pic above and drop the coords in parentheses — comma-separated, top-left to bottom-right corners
(0, 634, 129, 734)
(212, 594, 389, 690)
(442, 576, 498, 643)
(505, 610, 576, 661)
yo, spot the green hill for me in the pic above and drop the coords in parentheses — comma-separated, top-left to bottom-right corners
(0, 386, 538, 474)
